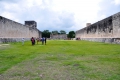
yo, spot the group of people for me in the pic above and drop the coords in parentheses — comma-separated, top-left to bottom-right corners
(31, 37, 47, 45)
(41, 37, 46, 45)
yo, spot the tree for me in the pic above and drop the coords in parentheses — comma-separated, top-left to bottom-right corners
(51, 30, 59, 35)
(42, 30, 51, 38)
(68, 31, 75, 38)
(60, 30, 66, 34)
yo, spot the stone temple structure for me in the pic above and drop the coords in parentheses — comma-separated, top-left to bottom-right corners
(0, 16, 41, 43)
(76, 12, 120, 44)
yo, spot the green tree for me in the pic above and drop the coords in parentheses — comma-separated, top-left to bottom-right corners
(51, 30, 59, 35)
(42, 30, 51, 38)
(68, 31, 75, 38)
(60, 30, 66, 34)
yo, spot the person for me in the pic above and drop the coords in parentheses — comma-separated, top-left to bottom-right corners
(36, 38, 39, 44)
(31, 37, 35, 45)
(41, 37, 44, 45)
(44, 37, 47, 45)
(40, 38, 42, 41)
(22, 38, 25, 45)
(33, 37, 36, 45)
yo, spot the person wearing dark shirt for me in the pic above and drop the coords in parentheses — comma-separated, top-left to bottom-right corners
(42, 37, 44, 45)
(31, 37, 35, 45)
(45, 37, 47, 45)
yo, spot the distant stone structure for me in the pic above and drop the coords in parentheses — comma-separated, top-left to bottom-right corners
(25, 21, 37, 28)
(0, 16, 41, 43)
(86, 23, 91, 27)
(76, 12, 120, 44)
(50, 34, 67, 40)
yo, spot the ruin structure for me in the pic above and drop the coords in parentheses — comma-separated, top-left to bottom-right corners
(76, 12, 120, 44)
(86, 23, 91, 27)
(50, 34, 67, 40)
(0, 16, 41, 43)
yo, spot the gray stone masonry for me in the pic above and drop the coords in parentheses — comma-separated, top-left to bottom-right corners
(76, 12, 120, 44)
(0, 16, 41, 43)
(81, 38, 120, 44)
(50, 34, 67, 40)
(0, 38, 30, 43)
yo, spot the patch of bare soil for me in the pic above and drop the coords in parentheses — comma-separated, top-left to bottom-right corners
(0, 44, 10, 49)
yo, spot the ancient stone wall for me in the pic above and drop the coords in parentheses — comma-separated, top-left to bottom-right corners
(25, 21, 37, 28)
(112, 12, 120, 38)
(50, 34, 67, 40)
(76, 12, 120, 44)
(0, 16, 41, 43)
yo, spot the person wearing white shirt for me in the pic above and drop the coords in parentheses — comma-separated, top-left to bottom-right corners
(22, 38, 25, 45)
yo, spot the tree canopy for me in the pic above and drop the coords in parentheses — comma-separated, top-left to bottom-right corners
(60, 30, 66, 34)
(67, 31, 75, 38)
(42, 30, 74, 38)
(51, 30, 59, 35)
(42, 30, 51, 38)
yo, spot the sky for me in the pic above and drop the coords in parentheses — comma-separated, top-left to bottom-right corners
(0, 0, 120, 33)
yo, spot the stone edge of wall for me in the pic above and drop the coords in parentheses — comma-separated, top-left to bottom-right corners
(0, 38, 31, 43)
(80, 38, 120, 44)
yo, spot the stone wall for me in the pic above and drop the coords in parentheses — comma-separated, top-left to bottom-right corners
(112, 12, 120, 38)
(50, 34, 67, 40)
(25, 21, 37, 28)
(0, 38, 31, 43)
(81, 38, 120, 44)
(0, 16, 41, 43)
(76, 12, 120, 44)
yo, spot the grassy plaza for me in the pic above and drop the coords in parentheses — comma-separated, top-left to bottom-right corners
(0, 40, 120, 80)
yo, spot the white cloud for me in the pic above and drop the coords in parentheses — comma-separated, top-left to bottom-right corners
(114, 0, 120, 5)
(51, 0, 103, 27)
(0, 0, 120, 33)
(1, 12, 19, 22)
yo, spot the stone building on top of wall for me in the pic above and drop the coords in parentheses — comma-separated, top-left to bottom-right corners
(25, 21, 37, 28)
(86, 23, 91, 27)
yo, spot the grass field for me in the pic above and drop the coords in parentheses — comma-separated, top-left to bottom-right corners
(0, 40, 120, 80)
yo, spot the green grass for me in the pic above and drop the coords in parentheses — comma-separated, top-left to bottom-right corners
(0, 40, 120, 80)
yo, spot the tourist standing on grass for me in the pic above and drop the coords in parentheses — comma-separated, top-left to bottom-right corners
(34, 38, 36, 45)
(36, 38, 39, 44)
(22, 38, 25, 45)
(45, 37, 47, 45)
(31, 37, 35, 45)
(42, 37, 44, 45)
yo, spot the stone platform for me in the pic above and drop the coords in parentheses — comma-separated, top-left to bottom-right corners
(80, 38, 120, 44)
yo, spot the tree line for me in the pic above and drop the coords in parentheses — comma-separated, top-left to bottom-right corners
(42, 30, 75, 38)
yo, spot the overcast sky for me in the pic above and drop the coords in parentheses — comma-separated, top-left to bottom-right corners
(0, 0, 120, 33)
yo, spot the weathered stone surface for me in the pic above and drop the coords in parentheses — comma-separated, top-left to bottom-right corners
(25, 21, 37, 28)
(81, 38, 120, 44)
(50, 34, 67, 40)
(76, 12, 120, 44)
(0, 38, 31, 43)
(0, 16, 42, 43)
